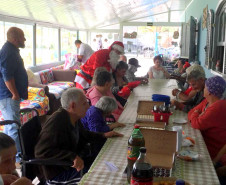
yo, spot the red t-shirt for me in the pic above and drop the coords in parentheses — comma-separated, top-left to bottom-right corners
(188, 99, 226, 159)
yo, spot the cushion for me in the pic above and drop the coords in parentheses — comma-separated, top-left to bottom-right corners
(34, 72, 42, 84)
(27, 69, 39, 84)
(39, 69, 54, 84)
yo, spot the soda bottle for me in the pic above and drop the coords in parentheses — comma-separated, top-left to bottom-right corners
(131, 147, 153, 185)
(127, 124, 145, 183)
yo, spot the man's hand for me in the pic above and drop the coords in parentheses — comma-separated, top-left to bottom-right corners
(72, 156, 84, 172)
(11, 177, 33, 185)
(1, 174, 19, 185)
(141, 78, 148, 84)
(12, 94, 20, 101)
(104, 131, 124, 138)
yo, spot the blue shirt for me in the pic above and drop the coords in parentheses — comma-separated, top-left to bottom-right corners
(0, 41, 28, 100)
(81, 106, 110, 133)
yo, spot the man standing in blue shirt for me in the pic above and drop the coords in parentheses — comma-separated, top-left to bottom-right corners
(0, 27, 28, 162)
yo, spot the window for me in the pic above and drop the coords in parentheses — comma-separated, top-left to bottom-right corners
(90, 32, 119, 51)
(79, 31, 87, 43)
(0, 22, 33, 67)
(61, 29, 77, 60)
(213, 1, 226, 74)
(36, 25, 58, 65)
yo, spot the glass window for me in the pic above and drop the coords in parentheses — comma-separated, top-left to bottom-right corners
(61, 29, 77, 60)
(0, 21, 5, 48)
(213, 3, 226, 74)
(90, 32, 119, 51)
(36, 25, 58, 65)
(0, 22, 33, 67)
(79, 31, 87, 43)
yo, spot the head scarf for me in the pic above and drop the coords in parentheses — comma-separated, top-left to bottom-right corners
(205, 76, 226, 98)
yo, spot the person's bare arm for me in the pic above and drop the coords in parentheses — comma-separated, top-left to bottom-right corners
(148, 70, 154, 79)
(5, 78, 20, 100)
(216, 166, 226, 177)
(213, 145, 226, 164)
(77, 55, 84, 62)
(179, 90, 197, 102)
(161, 67, 170, 79)
(172, 89, 197, 102)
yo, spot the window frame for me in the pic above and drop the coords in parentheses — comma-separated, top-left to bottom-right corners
(212, 0, 226, 74)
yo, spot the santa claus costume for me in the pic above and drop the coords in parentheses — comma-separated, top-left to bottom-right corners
(75, 41, 124, 89)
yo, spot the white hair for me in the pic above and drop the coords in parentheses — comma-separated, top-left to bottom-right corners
(61, 88, 84, 109)
(186, 64, 206, 80)
(95, 96, 117, 114)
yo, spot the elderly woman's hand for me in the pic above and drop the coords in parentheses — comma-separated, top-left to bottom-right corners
(104, 131, 124, 138)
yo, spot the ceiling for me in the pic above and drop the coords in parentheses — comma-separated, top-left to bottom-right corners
(0, 0, 192, 30)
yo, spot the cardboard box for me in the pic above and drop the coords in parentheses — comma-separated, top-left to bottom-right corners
(136, 120, 166, 130)
(140, 128, 177, 177)
(137, 101, 164, 115)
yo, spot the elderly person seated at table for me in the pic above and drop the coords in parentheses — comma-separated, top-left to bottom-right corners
(171, 60, 191, 91)
(81, 96, 125, 158)
(173, 58, 186, 75)
(86, 71, 124, 121)
(0, 133, 33, 185)
(188, 76, 226, 164)
(112, 61, 129, 95)
(171, 64, 206, 112)
(125, 58, 148, 83)
(148, 55, 170, 79)
(81, 96, 125, 132)
(35, 88, 123, 184)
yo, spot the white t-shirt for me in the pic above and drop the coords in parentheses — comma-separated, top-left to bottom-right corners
(79, 43, 94, 64)
(149, 66, 167, 79)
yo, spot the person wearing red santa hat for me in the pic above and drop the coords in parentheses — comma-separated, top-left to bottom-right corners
(75, 41, 124, 89)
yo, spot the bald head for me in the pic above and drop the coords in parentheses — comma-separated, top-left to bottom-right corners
(7, 27, 26, 48)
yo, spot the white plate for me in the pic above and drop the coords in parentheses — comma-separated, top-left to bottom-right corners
(173, 118, 187, 124)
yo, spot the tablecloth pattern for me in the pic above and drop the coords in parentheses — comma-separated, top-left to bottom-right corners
(80, 79, 220, 185)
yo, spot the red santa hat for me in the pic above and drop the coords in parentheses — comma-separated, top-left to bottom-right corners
(109, 41, 124, 54)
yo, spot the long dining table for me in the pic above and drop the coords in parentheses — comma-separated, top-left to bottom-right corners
(80, 79, 220, 185)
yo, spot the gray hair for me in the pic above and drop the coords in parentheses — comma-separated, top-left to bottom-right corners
(61, 88, 84, 109)
(186, 64, 206, 81)
(91, 67, 108, 86)
(95, 96, 117, 114)
(0, 133, 15, 152)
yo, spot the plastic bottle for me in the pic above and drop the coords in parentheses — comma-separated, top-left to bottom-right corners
(127, 125, 145, 183)
(131, 147, 153, 185)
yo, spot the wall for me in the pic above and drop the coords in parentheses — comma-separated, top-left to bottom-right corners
(185, 0, 221, 78)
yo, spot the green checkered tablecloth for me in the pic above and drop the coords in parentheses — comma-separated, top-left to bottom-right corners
(80, 79, 220, 185)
